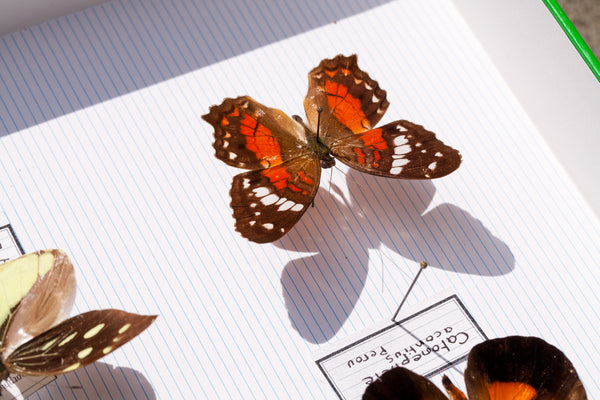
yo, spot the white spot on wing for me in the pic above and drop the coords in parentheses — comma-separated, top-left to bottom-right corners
(394, 144, 411, 155)
(262, 223, 274, 230)
(435, 152, 443, 157)
(393, 136, 408, 146)
(395, 124, 408, 132)
(253, 187, 269, 198)
(261, 194, 279, 206)
(390, 166, 403, 175)
(278, 200, 297, 211)
(228, 152, 237, 160)
(61, 363, 81, 373)
(59, 332, 78, 347)
(84, 323, 105, 339)
(78, 347, 94, 359)
(242, 178, 251, 189)
(428, 162, 437, 171)
(291, 204, 304, 212)
(392, 158, 409, 168)
(118, 323, 131, 334)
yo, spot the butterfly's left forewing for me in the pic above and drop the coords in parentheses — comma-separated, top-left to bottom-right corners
(4, 309, 156, 376)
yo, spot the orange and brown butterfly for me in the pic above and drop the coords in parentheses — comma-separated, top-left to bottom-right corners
(203, 54, 462, 243)
(362, 336, 587, 400)
(0, 249, 156, 379)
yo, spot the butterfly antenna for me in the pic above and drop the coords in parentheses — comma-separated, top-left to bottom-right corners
(392, 261, 427, 321)
(315, 106, 323, 140)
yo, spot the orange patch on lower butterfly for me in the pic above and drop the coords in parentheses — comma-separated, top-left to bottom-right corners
(261, 165, 291, 190)
(325, 80, 367, 133)
(239, 114, 283, 167)
(325, 69, 337, 78)
(488, 381, 537, 400)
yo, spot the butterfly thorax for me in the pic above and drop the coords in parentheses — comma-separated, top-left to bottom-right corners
(294, 115, 335, 169)
(310, 134, 335, 169)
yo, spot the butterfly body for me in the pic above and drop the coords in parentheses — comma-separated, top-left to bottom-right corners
(203, 54, 462, 243)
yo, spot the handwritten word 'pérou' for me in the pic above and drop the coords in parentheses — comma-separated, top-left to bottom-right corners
(358, 326, 469, 385)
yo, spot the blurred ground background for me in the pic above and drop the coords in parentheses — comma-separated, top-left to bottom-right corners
(557, 0, 600, 60)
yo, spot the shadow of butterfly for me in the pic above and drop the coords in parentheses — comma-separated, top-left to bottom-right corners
(362, 336, 587, 400)
(0, 249, 156, 379)
(203, 54, 462, 243)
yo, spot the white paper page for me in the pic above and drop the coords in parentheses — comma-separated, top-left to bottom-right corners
(1, 0, 599, 399)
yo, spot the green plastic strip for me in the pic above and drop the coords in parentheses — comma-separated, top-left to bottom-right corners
(542, 0, 600, 82)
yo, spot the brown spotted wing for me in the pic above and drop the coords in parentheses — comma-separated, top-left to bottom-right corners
(0, 250, 156, 379)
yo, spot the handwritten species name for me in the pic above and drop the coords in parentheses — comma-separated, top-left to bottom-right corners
(352, 327, 469, 385)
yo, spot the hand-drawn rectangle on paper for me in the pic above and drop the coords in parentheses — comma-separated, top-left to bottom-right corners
(315, 295, 487, 400)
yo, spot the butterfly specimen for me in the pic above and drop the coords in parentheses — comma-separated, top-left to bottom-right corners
(203, 54, 462, 243)
(362, 335, 587, 400)
(0, 249, 156, 379)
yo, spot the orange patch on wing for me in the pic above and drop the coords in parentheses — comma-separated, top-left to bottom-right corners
(324, 80, 367, 133)
(239, 114, 283, 167)
(220, 117, 229, 126)
(360, 129, 387, 150)
(297, 170, 313, 185)
(261, 165, 290, 190)
(228, 108, 240, 117)
(325, 69, 337, 78)
(354, 147, 366, 165)
(488, 381, 537, 400)
(373, 150, 381, 168)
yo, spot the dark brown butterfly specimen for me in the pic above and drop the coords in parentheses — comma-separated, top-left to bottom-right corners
(362, 336, 587, 400)
(203, 54, 462, 243)
(0, 249, 156, 379)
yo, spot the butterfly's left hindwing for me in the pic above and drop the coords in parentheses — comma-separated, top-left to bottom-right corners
(230, 155, 321, 243)
(333, 120, 462, 179)
(4, 310, 157, 376)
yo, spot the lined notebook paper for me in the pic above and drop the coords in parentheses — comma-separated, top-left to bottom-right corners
(1, 0, 599, 399)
